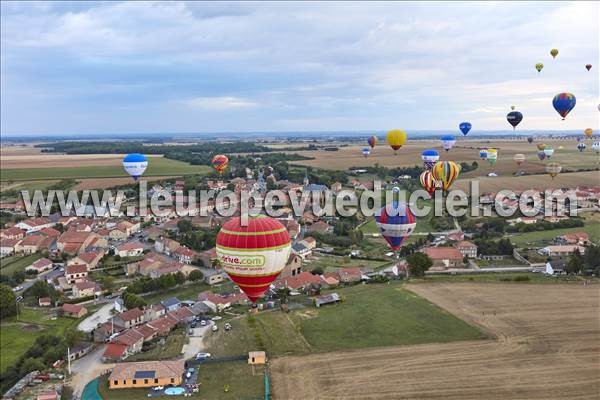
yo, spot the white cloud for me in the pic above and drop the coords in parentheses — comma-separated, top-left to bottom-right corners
(179, 96, 258, 110)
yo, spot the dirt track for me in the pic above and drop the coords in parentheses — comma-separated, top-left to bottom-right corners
(270, 283, 600, 400)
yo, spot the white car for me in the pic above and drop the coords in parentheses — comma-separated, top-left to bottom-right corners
(152, 386, 164, 391)
(211, 316, 222, 321)
(196, 352, 211, 360)
(12, 286, 23, 292)
(212, 325, 218, 332)
(200, 320, 207, 326)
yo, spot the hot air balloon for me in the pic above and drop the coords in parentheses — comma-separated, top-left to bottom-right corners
(527, 137, 534, 144)
(486, 148, 498, 166)
(211, 155, 229, 175)
(513, 154, 526, 166)
(577, 142, 586, 152)
(459, 122, 472, 136)
(386, 129, 407, 154)
(537, 143, 546, 151)
(479, 149, 488, 160)
(507, 111, 523, 129)
(543, 146, 554, 159)
(362, 147, 371, 158)
(511, 105, 516, 111)
(592, 141, 600, 154)
(419, 170, 436, 195)
(215, 215, 291, 302)
(375, 201, 417, 252)
(552, 93, 576, 120)
(577, 137, 582, 142)
(367, 135, 378, 148)
(550, 48, 559, 58)
(586, 64, 592, 71)
(546, 163, 561, 179)
(431, 161, 461, 191)
(535, 63, 544, 73)
(584, 128, 593, 138)
(122, 153, 148, 181)
(421, 149, 440, 170)
(537, 151, 546, 161)
(440, 135, 456, 152)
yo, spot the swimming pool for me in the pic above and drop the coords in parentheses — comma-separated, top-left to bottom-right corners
(164, 387, 185, 395)
(81, 378, 102, 400)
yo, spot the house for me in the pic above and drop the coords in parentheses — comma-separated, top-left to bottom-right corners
(198, 248, 217, 268)
(113, 329, 144, 356)
(320, 273, 339, 286)
(73, 280, 102, 298)
(314, 292, 341, 307)
(102, 343, 129, 362)
(113, 308, 146, 329)
(62, 303, 88, 318)
(68, 342, 94, 361)
(154, 237, 181, 256)
(555, 232, 590, 246)
(545, 260, 566, 275)
(173, 246, 195, 264)
(299, 237, 317, 250)
(168, 306, 195, 324)
(116, 241, 145, 258)
(36, 391, 59, 400)
(57, 230, 97, 254)
(143, 303, 166, 321)
(161, 297, 181, 313)
(538, 245, 585, 257)
(0, 238, 21, 257)
(306, 220, 332, 233)
(108, 360, 185, 389)
(68, 251, 104, 270)
(248, 351, 266, 365)
(65, 264, 88, 284)
(133, 324, 158, 343)
(109, 228, 128, 241)
(38, 297, 52, 307)
(142, 226, 165, 241)
(279, 253, 303, 279)
(337, 267, 362, 283)
(421, 247, 464, 269)
(0, 226, 25, 240)
(203, 269, 227, 285)
(39, 227, 61, 239)
(25, 258, 53, 274)
(454, 241, 478, 258)
(276, 271, 323, 292)
(16, 234, 52, 254)
(94, 320, 125, 343)
(292, 242, 311, 259)
(116, 220, 141, 236)
(15, 217, 54, 233)
(147, 315, 177, 336)
(447, 231, 465, 242)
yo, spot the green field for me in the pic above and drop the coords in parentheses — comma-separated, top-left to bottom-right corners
(416, 272, 598, 284)
(1, 157, 211, 181)
(509, 221, 600, 247)
(0, 308, 79, 373)
(127, 329, 187, 362)
(0, 253, 42, 277)
(303, 254, 391, 273)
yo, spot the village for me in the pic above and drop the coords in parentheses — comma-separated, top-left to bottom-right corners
(1, 170, 599, 400)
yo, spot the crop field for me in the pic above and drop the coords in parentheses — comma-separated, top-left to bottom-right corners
(0, 155, 210, 181)
(508, 219, 600, 246)
(270, 282, 600, 400)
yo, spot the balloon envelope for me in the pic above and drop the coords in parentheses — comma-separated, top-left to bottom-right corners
(212, 155, 229, 174)
(362, 147, 371, 157)
(550, 48, 559, 58)
(552, 93, 576, 120)
(487, 148, 498, 165)
(527, 137, 534, 143)
(592, 141, 600, 154)
(386, 130, 407, 152)
(122, 153, 148, 180)
(215, 216, 291, 302)
(586, 64, 592, 71)
(431, 161, 461, 191)
(577, 143, 586, 152)
(513, 154, 526, 165)
(535, 63, 544, 72)
(421, 149, 440, 169)
(546, 162, 561, 179)
(367, 136, 378, 148)
(419, 170, 436, 195)
(440, 135, 456, 151)
(459, 122, 472, 136)
(543, 147, 555, 158)
(538, 151, 546, 161)
(537, 143, 546, 151)
(506, 111, 523, 129)
(584, 128, 593, 138)
(375, 202, 416, 251)
(479, 149, 488, 159)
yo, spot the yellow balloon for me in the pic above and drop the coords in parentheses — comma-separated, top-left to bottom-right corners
(550, 48, 559, 58)
(584, 128, 593, 138)
(386, 129, 407, 153)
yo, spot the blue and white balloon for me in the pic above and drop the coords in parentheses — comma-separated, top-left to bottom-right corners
(459, 122, 472, 136)
(441, 135, 456, 152)
(123, 153, 148, 181)
(421, 149, 440, 170)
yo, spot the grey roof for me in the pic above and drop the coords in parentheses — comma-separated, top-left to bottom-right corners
(161, 297, 181, 308)
(315, 293, 341, 307)
(304, 184, 328, 192)
(293, 242, 308, 252)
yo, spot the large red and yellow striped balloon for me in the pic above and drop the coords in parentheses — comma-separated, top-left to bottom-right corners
(419, 170, 436, 195)
(431, 161, 461, 191)
(211, 154, 229, 174)
(216, 216, 291, 302)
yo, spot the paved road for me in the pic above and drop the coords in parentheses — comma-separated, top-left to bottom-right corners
(78, 301, 116, 333)
(70, 345, 113, 398)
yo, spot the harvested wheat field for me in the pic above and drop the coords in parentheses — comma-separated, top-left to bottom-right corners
(270, 283, 600, 400)
(73, 176, 175, 190)
(1, 153, 163, 169)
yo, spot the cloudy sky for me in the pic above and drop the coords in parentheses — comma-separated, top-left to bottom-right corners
(1, 1, 598, 136)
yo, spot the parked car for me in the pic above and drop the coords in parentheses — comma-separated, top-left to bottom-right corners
(187, 367, 195, 373)
(224, 323, 232, 331)
(152, 386, 164, 391)
(190, 322, 196, 328)
(186, 371, 192, 379)
(211, 316, 222, 321)
(12, 286, 23, 292)
(212, 325, 218, 332)
(195, 352, 211, 360)
(200, 320, 207, 326)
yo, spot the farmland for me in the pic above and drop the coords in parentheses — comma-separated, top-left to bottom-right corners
(508, 219, 600, 246)
(270, 283, 600, 400)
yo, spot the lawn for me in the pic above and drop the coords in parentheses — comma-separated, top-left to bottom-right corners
(303, 254, 390, 273)
(128, 329, 187, 362)
(0, 307, 79, 373)
(0, 157, 211, 181)
(291, 283, 485, 352)
(0, 253, 42, 276)
(508, 220, 600, 247)
(416, 272, 597, 284)
(196, 361, 264, 400)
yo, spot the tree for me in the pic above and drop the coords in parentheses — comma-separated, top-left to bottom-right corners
(26, 281, 58, 301)
(187, 269, 204, 282)
(406, 252, 433, 278)
(19, 357, 45, 376)
(122, 292, 147, 309)
(311, 267, 324, 275)
(101, 276, 115, 292)
(177, 219, 193, 233)
(0, 284, 17, 319)
(64, 327, 84, 347)
(566, 248, 584, 275)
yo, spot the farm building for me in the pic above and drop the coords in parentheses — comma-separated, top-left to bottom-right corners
(248, 351, 267, 365)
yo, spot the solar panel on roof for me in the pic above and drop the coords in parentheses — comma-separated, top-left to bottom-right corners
(134, 370, 155, 379)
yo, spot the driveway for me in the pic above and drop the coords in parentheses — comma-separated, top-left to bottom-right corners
(78, 302, 115, 333)
(70, 345, 114, 398)
(183, 323, 213, 360)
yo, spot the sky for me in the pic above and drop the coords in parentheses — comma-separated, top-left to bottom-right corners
(1, 1, 598, 136)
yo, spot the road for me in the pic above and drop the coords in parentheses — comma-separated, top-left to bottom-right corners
(78, 301, 115, 333)
(70, 344, 113, 398)
(183, 323, 213, 360)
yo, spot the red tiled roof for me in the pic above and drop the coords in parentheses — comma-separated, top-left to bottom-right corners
(66, 264, 88, 275)
(279, 271, 322, 290)
(58, 230, 92, 243)
(29, 257, 53, 270)
(422, 247, 464, 260)
(134, 324, 157, 340)
(117, 241, 144, 251)
(39, 227, 61, 238)
(75, 280, 99, 291)
(117, 307, 144, 322)
(114, 329, 144, 346)
(78, 251, 101, 264)
(174, 246, 194, 257)
(103, 343, 128, 358)
(20, 235, 46, 246)
(3, 227, 25, 236)
(62, 303, 85, 314)
(0, 238, 21, 247)
(455, 241, 477, 248)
